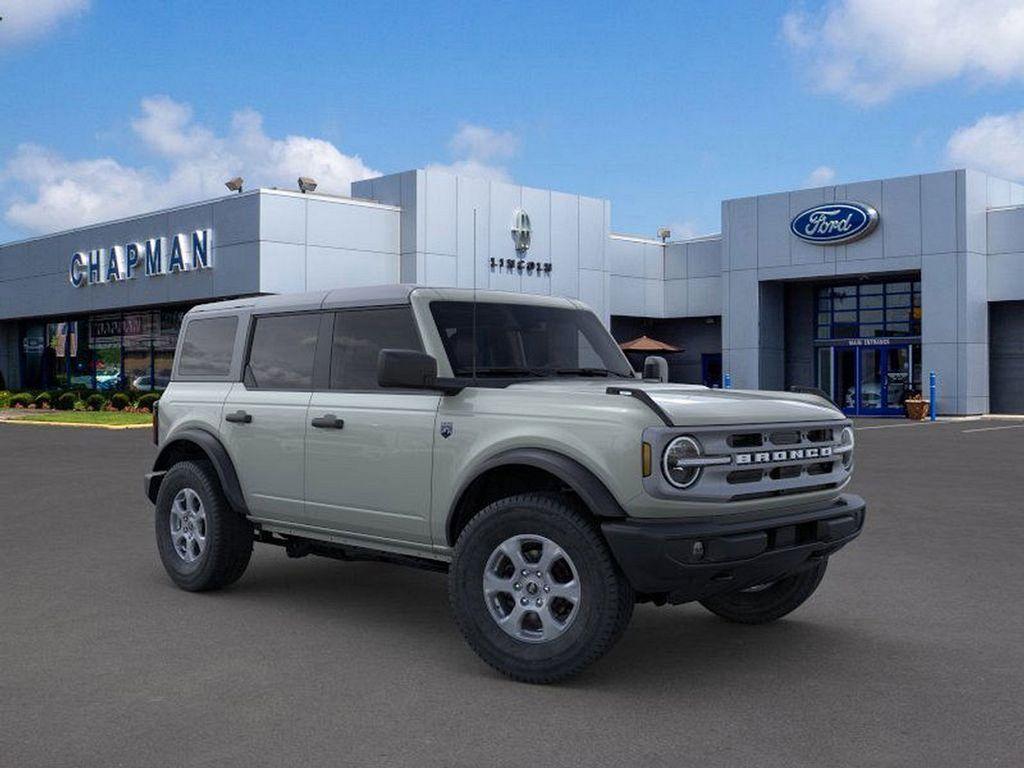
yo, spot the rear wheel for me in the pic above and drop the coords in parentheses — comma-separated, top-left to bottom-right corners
(449, 493, 633, 684)
(699, 559, 828, 624)
(155, 460, 253, 592)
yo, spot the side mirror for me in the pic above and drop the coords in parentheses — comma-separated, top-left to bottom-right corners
(378, 349, 439, 389)
(643, 355, 669, 383)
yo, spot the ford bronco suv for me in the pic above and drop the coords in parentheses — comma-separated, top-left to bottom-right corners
(145, 285, 864, 683)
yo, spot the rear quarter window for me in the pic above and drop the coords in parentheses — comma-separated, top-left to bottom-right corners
(176, 316, 238, 378)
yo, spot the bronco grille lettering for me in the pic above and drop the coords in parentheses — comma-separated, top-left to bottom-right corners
(735, 446, 832, 465)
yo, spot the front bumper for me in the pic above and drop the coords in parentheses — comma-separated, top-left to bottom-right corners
(601, 493, 865, 604)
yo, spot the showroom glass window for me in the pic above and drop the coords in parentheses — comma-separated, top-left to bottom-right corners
(245, 313, 320, 389)
(815, 280, 921, 340)
(330, 307, 422, 390)
(18, 304, 197, 391)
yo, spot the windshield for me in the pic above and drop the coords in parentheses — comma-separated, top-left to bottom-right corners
(430, 301, 634, 379)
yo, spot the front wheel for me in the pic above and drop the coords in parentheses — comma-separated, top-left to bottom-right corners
(448, 493, 634, 684)
(699, 559, 828, 624)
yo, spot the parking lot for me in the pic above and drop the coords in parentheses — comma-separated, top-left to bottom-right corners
(1, 418, 1022, 767)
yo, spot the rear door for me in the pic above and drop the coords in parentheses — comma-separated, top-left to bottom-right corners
(303, 306, 440, 545)
(221, 311, 323, 522)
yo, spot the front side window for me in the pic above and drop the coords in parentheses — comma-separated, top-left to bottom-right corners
(330, 307, 422, 390)
(177, 316, 238, 378)
(246, 313, 319, 389)
(430, 301, 633, 378)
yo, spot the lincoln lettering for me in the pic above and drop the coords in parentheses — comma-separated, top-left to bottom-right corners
(69, 229, 212, 287)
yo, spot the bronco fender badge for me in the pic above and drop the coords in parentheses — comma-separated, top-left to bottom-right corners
(440, 421, 454, 439)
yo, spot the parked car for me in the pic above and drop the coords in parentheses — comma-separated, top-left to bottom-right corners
(131, 373, 170, 390)
(145, 286, 865, 683)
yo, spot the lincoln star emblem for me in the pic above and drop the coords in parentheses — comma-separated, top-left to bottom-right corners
(510, 208, 531, 253)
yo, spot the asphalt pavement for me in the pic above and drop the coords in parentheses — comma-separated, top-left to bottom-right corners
(1, 418, 1022, 767)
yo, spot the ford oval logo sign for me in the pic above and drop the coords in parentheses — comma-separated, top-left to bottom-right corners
(790, 202, 879, 245)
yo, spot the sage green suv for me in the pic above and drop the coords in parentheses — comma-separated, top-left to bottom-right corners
(145, 285, 865, 683)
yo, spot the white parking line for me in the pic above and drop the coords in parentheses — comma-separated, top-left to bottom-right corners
(961, 424, 1024, 434)
(854, 422, 931, 430)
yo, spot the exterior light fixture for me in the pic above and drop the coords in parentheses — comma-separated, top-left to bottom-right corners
(658, 227, 671, 242)
(225, 177, 244, 194)
(298, 177, 318, 194)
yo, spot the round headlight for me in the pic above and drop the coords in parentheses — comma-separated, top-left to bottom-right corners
(839, 426, 855, 469)
(663, 435, 703, 489)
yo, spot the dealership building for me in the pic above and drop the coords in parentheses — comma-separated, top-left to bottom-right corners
(1, 166, 1023, 415)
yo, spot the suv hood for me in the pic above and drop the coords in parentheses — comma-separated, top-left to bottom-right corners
(508, 379, 844, 426)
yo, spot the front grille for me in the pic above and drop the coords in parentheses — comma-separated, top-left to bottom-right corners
(645, 419, 852, 503)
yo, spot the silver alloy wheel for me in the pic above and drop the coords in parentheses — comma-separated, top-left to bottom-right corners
(169, 488, 208, 563)
(483, 534, 582, 643)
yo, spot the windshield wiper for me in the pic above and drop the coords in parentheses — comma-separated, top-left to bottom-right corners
(554, 367, 628, 378)
(455, 366, 549, 378)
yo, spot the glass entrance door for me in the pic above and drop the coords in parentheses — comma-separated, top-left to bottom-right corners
(834, 343, 911, 416)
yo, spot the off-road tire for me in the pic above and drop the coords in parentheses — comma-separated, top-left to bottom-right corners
(155, 459, 253, 592)
(699, 558, 828, 624)
(449, 493, 634, 684)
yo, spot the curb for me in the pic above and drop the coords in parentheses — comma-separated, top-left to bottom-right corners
(0, 419, 151, 430)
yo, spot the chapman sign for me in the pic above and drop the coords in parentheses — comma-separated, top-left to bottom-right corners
(69, 229, 212, 287)
(790, 202, 878, 245)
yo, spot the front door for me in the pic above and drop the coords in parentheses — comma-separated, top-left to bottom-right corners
(303, 306, 440, 547)
(834, 343, 911, 416)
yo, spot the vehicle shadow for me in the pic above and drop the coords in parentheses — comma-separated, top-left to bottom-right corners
(194, 550, 897, 692)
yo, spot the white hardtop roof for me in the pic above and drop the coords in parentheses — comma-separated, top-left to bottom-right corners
(189, 285, 580, 315)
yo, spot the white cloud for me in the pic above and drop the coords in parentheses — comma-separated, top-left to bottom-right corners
(426, 123, 518, 181)
(0, 0, 89, 46)
(1, 95, 379, 233)
(947, 110, 1024, 178)
(448, 124, 518, 162)
(667, 221, 709, 241)
(805, 165, 836, 186)
(783, 0, 1024, 105)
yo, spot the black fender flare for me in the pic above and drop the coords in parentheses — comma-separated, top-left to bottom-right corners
(447, 447, 627, 545)
(146, 428, 248, 514)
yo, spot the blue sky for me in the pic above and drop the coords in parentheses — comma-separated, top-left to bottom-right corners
(2, 0, 1024, 244)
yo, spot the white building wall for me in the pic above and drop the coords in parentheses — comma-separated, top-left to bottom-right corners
(355, 169, 613, 323)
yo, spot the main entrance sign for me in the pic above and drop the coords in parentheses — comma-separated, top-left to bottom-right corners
(790, 202, 878, 245)
(70, 229, 212, 287)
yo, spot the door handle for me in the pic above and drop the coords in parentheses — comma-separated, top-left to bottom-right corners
(310, 414, 344, 429)
(225, 410, 252, 424)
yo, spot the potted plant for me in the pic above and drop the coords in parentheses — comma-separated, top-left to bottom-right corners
(904, 390, 929, 420)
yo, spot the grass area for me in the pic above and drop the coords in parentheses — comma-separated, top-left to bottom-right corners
(11, 411, 152, 426)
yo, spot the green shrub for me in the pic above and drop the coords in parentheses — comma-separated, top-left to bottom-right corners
(136, 393, 160, 411)
(0, 391, 10, 408)
(110, 392, 131, 410)
(10, 392, 33, 408)
(35, 392, 53, 408)
(86, 393, 107, 411)
(56, 392, 77, 411)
